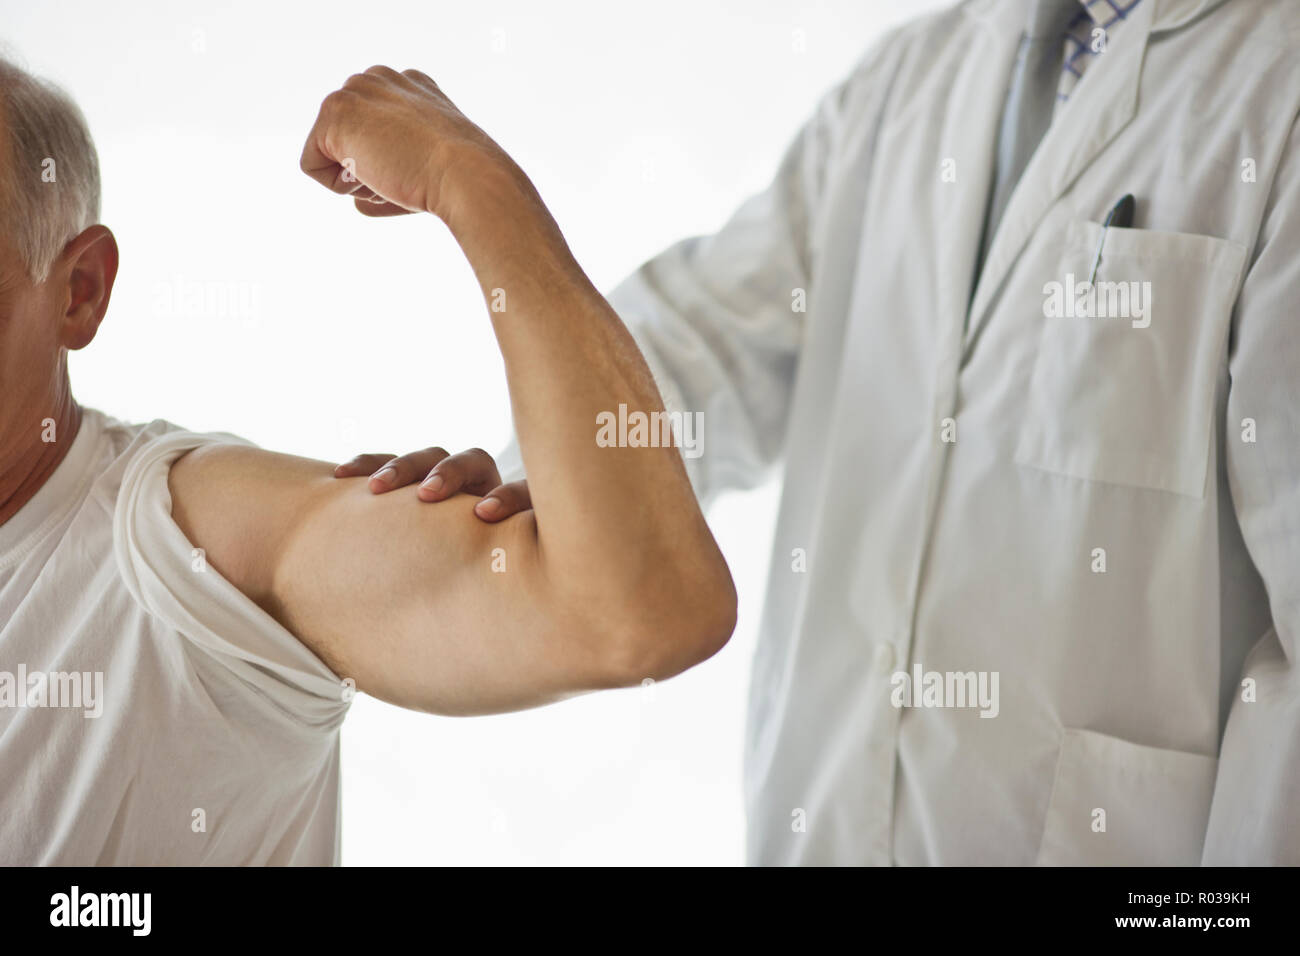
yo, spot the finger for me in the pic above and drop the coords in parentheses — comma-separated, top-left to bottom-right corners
(472, 480, 532, 522)
(401, 68, 443, 95)
(299, 90, 360, 195)
(363, 64, 407, 83)
(353, 196, 415, 217)
(416, 448, 503, 501)
(351, 181, 413, 216)
(368, 447, 451, 493)
(334, 453, 398, 478)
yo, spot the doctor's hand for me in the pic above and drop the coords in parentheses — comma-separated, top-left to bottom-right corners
(333, 447, 532, 522)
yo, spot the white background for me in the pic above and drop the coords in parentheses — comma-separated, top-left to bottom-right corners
(6, 0, 948, 864)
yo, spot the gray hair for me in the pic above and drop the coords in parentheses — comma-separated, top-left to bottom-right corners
(0, 53, 101, 283)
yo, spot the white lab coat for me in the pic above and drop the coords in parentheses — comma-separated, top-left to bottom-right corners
(502, 0, 1300, 864)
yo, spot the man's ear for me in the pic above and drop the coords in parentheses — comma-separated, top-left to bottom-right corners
(58, 224, 118, 351)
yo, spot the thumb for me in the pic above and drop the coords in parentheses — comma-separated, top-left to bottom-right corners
(354, 195, 415, 217)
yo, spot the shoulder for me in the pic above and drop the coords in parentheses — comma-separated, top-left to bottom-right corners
(820, 2, 990, 134)
(165, 442, 336, 612)
(105, 432, 355, 728)
(102, 412, 263, 611)
(839, 4, 970, 86)
(86, 408, 247, 506)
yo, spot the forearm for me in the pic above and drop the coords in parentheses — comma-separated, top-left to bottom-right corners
(444, 171, 735, 670)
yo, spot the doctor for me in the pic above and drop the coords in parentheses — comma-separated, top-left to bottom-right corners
(350, 0, 1300, 865)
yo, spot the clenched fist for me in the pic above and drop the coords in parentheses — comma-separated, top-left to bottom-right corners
(300, 65, 525, 225)
(300, 65, 579, 297)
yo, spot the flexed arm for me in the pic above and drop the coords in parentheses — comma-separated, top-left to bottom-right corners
(168, 66, 736, 716)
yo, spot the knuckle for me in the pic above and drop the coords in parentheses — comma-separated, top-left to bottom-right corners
(320, 88, 354, 118)
(298, 148, 317, 173)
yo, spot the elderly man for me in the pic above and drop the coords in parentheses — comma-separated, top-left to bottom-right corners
(0, 56, 736, 864)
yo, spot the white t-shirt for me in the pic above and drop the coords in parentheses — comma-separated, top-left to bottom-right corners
(0, 407, 350, 864)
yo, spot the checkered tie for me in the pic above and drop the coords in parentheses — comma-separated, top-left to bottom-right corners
(1056, 0, 1142, 110)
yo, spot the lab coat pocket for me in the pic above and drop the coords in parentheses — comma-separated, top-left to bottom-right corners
(1015, 220, 1248, 497)
(1036, 729, 1217, 866)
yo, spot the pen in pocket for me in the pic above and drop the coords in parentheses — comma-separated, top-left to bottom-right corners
(1089, 194, 1136, 284)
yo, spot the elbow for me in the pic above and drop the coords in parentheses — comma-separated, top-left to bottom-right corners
(600, 560, 739, 687)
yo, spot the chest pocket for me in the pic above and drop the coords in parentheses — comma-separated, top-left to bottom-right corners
(1015, 219, 1248, 498)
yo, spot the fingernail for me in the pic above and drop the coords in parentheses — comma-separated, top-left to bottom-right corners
(476, 496, 501, 516)
(371, 467, 397, 486)
(422, 474, 444, 493)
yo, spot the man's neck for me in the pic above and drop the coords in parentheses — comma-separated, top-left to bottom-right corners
(0, 389, 82, 529)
